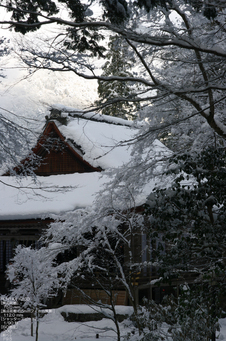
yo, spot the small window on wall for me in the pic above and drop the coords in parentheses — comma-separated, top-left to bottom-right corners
(139, 287, 151, 305)
(0, 240, 12, 272)
(0, 239, 41, 274)
(17, 240, 36, 248)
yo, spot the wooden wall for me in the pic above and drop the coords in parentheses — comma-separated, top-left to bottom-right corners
(35, 147, 95, 175)
(62, 288, 128, 306)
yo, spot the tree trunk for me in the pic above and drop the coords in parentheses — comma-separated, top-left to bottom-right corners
(35, 310, 39, 341)
(110, 294, 121, 341)
(31, 315, 33, 337)
(211, 330, 216, 341)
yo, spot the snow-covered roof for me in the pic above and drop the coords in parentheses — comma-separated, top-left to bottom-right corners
(46, 106, 137, 169)
(0, 108, 169, 220)
(0, 173, 107, 220)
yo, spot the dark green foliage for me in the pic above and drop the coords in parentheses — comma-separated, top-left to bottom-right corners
(186, 0, 217, 19)
(203, 3, 217, 19)
(6, 0, 58, 34)
(132, 289, 218, 341)
(145, 147, 226, 281)
(95, 36, 139, 118)
(188, 0, 217, 18)
(136, 0, 218, 19)
(58, 0, 85, 22)
(144, 147, 226, 339)
(136, 0, 171, 12)
(4, 0, 106, 55)
(188, 0, 203, 11)
(101, 0, 129, 24)
(3, 0, 220, 53)
(64, 28, 106, 57)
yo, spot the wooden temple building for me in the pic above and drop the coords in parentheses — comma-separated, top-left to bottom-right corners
(0, 107, 172, 305)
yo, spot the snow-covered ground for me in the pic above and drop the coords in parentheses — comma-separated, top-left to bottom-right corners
(0, 305, 133, 341)
(1, 304, 226, 341)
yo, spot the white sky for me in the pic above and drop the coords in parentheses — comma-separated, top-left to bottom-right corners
(0, 23, 99, 124)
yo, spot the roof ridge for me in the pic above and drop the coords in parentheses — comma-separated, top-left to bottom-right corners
(49, 106, 136, 128)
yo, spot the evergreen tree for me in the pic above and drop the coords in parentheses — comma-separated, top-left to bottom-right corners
(144, 146, 226, 341)
(132, 287, 219, 341)
(95, 36, 139, 119)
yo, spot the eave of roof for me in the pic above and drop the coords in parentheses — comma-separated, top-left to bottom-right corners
(4, 120, 102, 175)
(34, 121, 102, 172)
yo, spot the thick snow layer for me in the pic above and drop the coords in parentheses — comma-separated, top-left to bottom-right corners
(57, 304, 133, 316)
(1, 305, 226, 341)
(0, 305, 131, 341)
(0, 100, 171, 220)
(52, 104, 135, 127)
(55, 114, 137, 169)
(0, 168, 161, 220)
(0, 173, 106, 220)
(0, 117, 170, 221)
